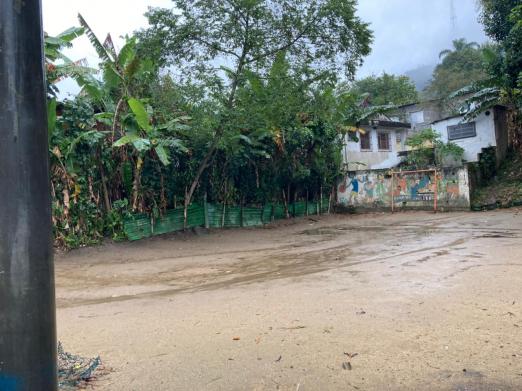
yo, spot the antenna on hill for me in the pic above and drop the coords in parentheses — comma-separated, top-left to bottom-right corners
(450, 0, 457, 34)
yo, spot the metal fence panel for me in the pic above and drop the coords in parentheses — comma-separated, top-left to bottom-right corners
(124, 199, 329, 241)
(242, 207, 264, 227)
(124, 214, 152, 241)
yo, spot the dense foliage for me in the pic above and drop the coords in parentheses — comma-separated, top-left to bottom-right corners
(478, 1, 522, 92)
(403, 128, 464, 169)
(349, 72, 418, 106)
(423, 39, 487, 100)
(451, 1, 522, 149)
(47, 3, 373, 248)
(138, 0, 373, 215)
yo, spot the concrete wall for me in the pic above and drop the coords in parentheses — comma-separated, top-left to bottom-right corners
(343, 126, 407, 170)
(337, 167, 471, 211)
(432, 111, 496, 163)
(397, 101, 445, 132)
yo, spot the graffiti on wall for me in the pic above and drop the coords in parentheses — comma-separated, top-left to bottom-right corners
(338, 168, 469, 209)
(338, 172, 391, 207)
(393, 173, 434, 202)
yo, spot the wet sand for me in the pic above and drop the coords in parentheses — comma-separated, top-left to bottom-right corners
(56, 210, 522, 390)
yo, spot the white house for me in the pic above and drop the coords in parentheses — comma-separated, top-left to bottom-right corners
(343, 117, 411, 171)
(342, 105, 509, 172)
(431, 105, 509, 165)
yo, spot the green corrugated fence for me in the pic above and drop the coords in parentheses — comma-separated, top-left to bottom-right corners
(242, 207, 264, 227)
(124, 213, 152, 241)
(124, 199, 331, 241)
(262, 204, 273, 223)
(207, 203, 223, 228)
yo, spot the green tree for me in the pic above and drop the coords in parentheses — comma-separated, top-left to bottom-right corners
(438, 38, 479, 59)
(113, 98, 187, 210)
(349, 72, 418, 106)
(457, 1, 522, 149)
(453, 4, 521, 132)
(479, 1, 522, 90)
(44, 25, 94, 159)
(43, 4, 374, 248)
(404, 128, 464, 169)
(78, 14, 157, 141)
(424, 39, 487, 99)
(44, 26, 93, 96)
(480, 0, 520, 43)
(139, 0, 373, 219)
(226, 53, 347, 214)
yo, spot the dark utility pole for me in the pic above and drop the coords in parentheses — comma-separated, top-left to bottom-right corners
(0, 1, 57, 390)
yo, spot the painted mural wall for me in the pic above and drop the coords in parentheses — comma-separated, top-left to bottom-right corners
(337, 167, 471, 210)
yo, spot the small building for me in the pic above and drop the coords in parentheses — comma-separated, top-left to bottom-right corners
(338, 104, 510, 212)
(431, 105, 509, 166)
(343, 116, 411, 171)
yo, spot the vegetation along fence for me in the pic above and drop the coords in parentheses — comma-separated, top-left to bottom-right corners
(124, 198, 331, 241)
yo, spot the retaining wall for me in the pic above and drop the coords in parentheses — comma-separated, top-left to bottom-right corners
(337, 167, 471, 211)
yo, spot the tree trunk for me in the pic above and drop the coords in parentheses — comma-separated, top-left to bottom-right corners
(97, 148, 111, 212)
(328, 185, 334, 214)
(240, 195, 244, 227)
(184, 138, 217, 228)
(319, 185, 323, 214)
(131, 156, 143, 211)
(221, 180, 228, 228)
(111, 97, 125, 143)
(159, 170, 166, 212)
(306, 189, 308, 216)
(182, 42, 249, 217)
(282, 188, 289, 219)
(183, 186, 188, 229)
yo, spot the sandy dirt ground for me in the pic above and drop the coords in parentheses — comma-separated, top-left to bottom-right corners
(56, 210, 522, 391)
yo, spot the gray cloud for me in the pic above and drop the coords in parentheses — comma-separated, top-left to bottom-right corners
(43, 0, 487, 95)
(356, 0, 487, 77)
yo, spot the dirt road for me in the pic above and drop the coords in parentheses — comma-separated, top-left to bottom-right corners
(56, 210, 522, 390)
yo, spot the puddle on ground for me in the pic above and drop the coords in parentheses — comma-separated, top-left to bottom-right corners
(300, 225, 386, 236)
(300, 228, 343, 236)
(476, 233, 518, 238)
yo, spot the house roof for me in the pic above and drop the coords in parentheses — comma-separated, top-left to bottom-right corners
(431, 113, 464, 125)
(430, 105, 508, 125)
(397, 98, 442, 109)
(366, 119, 411, 129)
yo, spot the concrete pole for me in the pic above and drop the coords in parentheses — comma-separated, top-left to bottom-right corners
(0, 1, 57, 390)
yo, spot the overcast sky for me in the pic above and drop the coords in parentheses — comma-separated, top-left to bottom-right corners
(42, 0, 487, 95)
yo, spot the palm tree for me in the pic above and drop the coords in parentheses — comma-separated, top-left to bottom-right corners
(439, 38, 480, 59)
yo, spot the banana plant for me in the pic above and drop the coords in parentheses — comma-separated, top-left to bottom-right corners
(338, 91, 397, 139)
(78, 14, 155, 141)
(113, 98, 187, 211)
(45, 25, 94, 140)
(45, 26, 90, 85)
